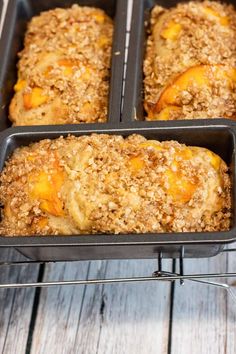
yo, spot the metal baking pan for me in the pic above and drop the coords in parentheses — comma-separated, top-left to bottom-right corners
(0, 123, 235, 261)
(122, 0, 236, 123)
(0, 0, 127, 130)
(0, 1, 2, 18)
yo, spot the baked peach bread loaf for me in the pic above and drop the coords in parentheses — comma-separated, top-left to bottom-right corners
(9, 5, 113, 125)
(0, 134, 231, 236)
(144, 1, 236, 120)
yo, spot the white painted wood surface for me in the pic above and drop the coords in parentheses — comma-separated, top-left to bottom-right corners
(0, 249, 39, 354)
(225, 251, 236, 354)
(170, 253, 236, 354)
(31, 259, 172, 354)
(0, 252, 236, 354)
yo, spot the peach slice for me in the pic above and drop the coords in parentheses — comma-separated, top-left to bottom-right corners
(57, 59, 77, 76)
(155, 65, 236, 113)
(161, 21, 182, 40)
(191, 147, 221, 171)
(14, 79, 27, 92)
(29, 169, 65, 217)
(206, 150, 221, 170)
(57, 59, 75, 67)
(165, 168, 198, 203)
(129, 156, 145, 172)
(148, 105, 181, 120)
(37, 217, 48, 229)
(93, 13, 105, 24)
(203, 6, 229, 26)
(174, 147, 193, 161)
(156, 65, 209, 112)
(44, 65, 53, 78)
(98, 36, 110, 47)
(23, 88, 48, 110)
(129, 141, 167, 172)
(80, 67, 92, 81)
(164, 147, 197, 203)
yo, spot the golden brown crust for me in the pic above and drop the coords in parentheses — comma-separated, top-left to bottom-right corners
(10, 5, 113, 125)
(144, 1, 236, 120)
(0, 134, 231, 236)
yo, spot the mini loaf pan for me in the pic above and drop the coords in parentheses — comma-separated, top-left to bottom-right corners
(122, 0, 236, 123)
(0, 0, 127, 131)
(0, 123, 235, 261)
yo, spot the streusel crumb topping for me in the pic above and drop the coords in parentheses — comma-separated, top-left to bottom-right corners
(0, 134, 231, 236)
(144, 1, 236, 120)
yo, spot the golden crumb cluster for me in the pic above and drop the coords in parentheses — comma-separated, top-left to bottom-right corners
(0, 134, 231, 236)
(144, 1, 236, 120)
(10, 5, 113, 125)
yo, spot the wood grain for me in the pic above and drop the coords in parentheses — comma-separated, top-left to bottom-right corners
(91, 259, 172, 354)
(30, 260, 90, 354)
(0, 248, 39, 354)
(31, 259, 172, 354)
(225, 249, 236, 354)
(170, 254, 231, 354)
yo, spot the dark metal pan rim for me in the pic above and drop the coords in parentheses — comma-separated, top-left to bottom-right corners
(1, 120, 236, 138)
(0, 229, 234, 247)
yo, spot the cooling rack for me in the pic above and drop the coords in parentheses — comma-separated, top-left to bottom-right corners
(0, 246, 235, 306)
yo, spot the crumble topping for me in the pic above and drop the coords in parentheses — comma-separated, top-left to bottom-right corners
(144, 1, 236, 120)
(0, 134, 231, 236)
(9, 5, 113, 125)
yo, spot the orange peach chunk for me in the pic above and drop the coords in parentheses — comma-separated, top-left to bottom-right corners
(207, 151, 221, 170)
(165, 168, 198, 203)
(14, 79, 27, 92)
(156, 65, 209, 112)
(161, 21, 182, 40)
(98, 36, 110, 47)
(129, 156, 145, 172)
(93, 13, 105, 24)
(29, 170, 65, 217)
(174, 147, 193, 161)
(155, 65, 236, 113)
(23, 88, 48, 110)
(203, 6, 229, 26)
(148, 105, 181, 120)
(58, 59, 77, 76)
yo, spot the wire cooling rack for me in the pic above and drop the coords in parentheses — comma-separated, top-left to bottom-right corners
(0, 246, 236, 306)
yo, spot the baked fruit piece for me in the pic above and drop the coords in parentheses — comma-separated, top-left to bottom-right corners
(144, 1, 236, 120)
(9, 5, 113, 125)
(0, 134, 231, 236)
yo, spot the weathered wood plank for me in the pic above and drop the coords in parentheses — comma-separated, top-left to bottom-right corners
(0, 248, 39, 354)
(31, 259, 172, 354)
(225, 249, 236, 354)
(93, 259, 172, 354)
(170, 253, 230, 354)
(30, 261, 90, 354)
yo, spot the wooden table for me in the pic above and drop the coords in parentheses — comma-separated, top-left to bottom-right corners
(0, 249, 236, 354)
(0, 0, 236, 353)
